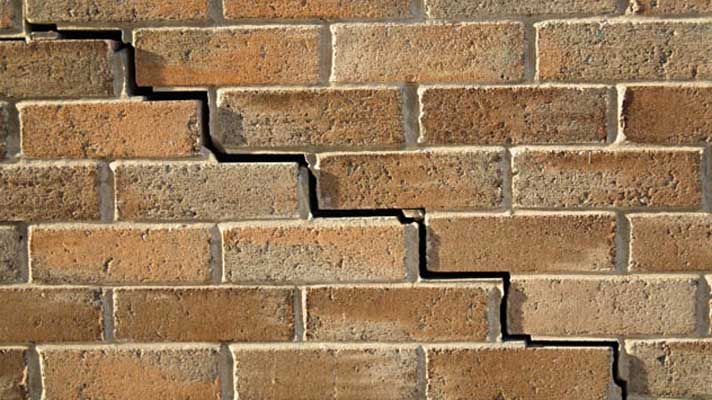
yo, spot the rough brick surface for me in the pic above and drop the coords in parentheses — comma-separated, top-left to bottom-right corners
(0, 348, 26, 400)
(224, 0, 412, 19)
(0, 0, 20, 34)
(631, 0, 712, 15)
(426, 0, 616, 18)
(0, 226, 20, 283)
(26, 0, 209, 23)
(0, 102, 9, 159)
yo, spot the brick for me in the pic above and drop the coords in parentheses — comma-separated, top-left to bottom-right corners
(0, 348, 26, 400)
(0, 163, 101, 222)
(19, 100, 202, 159)
(214, 88, 405, 151)
(224, 0, 412, 19)
(512, 148, 703, 209)
(114, 288, 295, 342)
(221, 218, 417, 284)
(537, 21, 712, 82)
(0, 101, 10, 159)
(626, 340, 712, 398)
(0, 0, 21, 34)
(30, 224, 212, 285)
(622, 85, 712, 144)
(0, 40, 116, 99)
(332, 23, 524, 83)
(134, 27, 321, 87)
(314, 149, 504, 210)
(427, 212, 616, 273)
(427, 345, 618, 400)
(113, 161, 301, 221)
(232, 345, 420, 399)
(0, 226, 19, 283)
(0, 288, 102, 342)
(508, 276, 699, 337)
(305, 284, 500, 342)
(632, 0, 712, 15)
(26, 0, 209, 24)
(40, 346, 221, 400)
(419, 86, 608, 145)
(426, 0, 616, 18)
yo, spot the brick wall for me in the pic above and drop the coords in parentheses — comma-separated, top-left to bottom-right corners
(0, 1, 711, 399)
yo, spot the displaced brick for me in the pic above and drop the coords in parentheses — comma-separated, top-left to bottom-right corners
(512, 148, 703, 209)
(0, 0, 21, 34)
(224, 0, 412, 19)
(427, 212, 616, 273)
(632, 0, 712, 15)
(332, 23, 524, 83)
(0, 348, 26, 400)
(26, 0, 209, 23)
(19, 100, 202, 159)
(419, 86, 608, 145)
(426, 0, 616, 18)
(134, 27, 321, 87)
(0, 226, 19, 283)
(114, 288, 295, 342)
(508, 276, 700, 337)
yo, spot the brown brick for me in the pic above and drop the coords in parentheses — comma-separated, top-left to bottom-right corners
(0, 40, 116, 99)
(419, 86, 608, 145)
(0, 102, 10, 159)
(0, 348, 27, 400)
(113, 161, 301, 221)
(27, 0, 209, 24)
(233, 345, 420, 399)
(0, 226, 20, 283)
(305, 284, 500, 342)
(508, 276, 699, 337)
(30, 224, 212, 285)
(426, 0, 616, 18)
(0, 163, 101, 222)
(221, 218, 417, 284)
(114, 288, 295, 342)
(0, 0, 21, 34)
(632, 0, 712, 15)
(622, 85, 712, 144)
(134, 27, 321, 87)
(19, 100, 202, 159)
(314, 149, 504, 210)
(537, 21, 712, 82)
(626, 340, 712, 398)
(215, 88, 405, 151)
(224, 0, 412, 19)
(40, 345, 221, 400)
(427, 212, 616, 274)
(427, 345, 618, 400)
(332, 23, 524, 83)
(512, 148, 703, 209)
(0, 288, 102, 342)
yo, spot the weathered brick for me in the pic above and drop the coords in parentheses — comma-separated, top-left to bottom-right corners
(427, 345, 618, 400)
(134, 27, 321, 87)
(626, 340, 712, 398)
(215, 88, 405, 151)
(40, 346, 221, 400)
(0, 163, 101, 222)
(427, 212, 616, 273)
(113, 161, 301, 221)
(632, 0, 712, 15)
(508, 276, 699, 337)
(0, 101, 10, 159)
(30, 224, 212, 285)
(419, 86, 608, 145)
(0, 0, 21, 34)
(0, 288, 102, 342)
(537, 21, 712, 82)
(622, 85, 712, 144)
(306, 284, 500, 342)
(332, 23, 524, 83)
(232, 345, 420, 399)
(221, 218, 417, 284)
(512, 148, 703, 209)
(0, 40, 116, 99)
(114, 288, 295, 342)
(19, 100, 202, 159)
(27, 0, 209, 23)
(426, 0, 616, 18)
(314, 149, 504, 210)
(224, 0, 412, 19)
(0, 226, 19, 283)
(0, 348, 26, 400)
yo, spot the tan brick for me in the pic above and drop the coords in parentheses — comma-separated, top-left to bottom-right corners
(30, 224, 212, 285)
(508, 276, 699, 337)
(632, 0, 712, 15)
(0, 40, 116, 99)
(426, 0, 616, 18)
(537, 21, 712, 82)
(622, 85, 712, 144)
(233, 345, 420, 399)
(306, 284, 500, 342)
(332, 23, 524, 83)
(27, 0, 209, 23)
(0, 0, 21, 33)
(134, 27, 321, 87)
(427, 345, 618, 400)
(0, 348, 26, 400)
(40, 345, 221, 400)
(222, 218, 416, 284)
(512, 148, 703, 209)
(19, 100, 202, 159)
(114, 288, 295, 342)
(215, 88, 405, 151)
(314, 149, 504, 210)
(0, 226, 19, 283)
(0, 288, 102, 342)
(113, 161, 301, 221)
(419, 86, 608, 145)
(224, 0, 411, 19)
(0, 162, 101, 222)
(427, 212, 616, 273)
